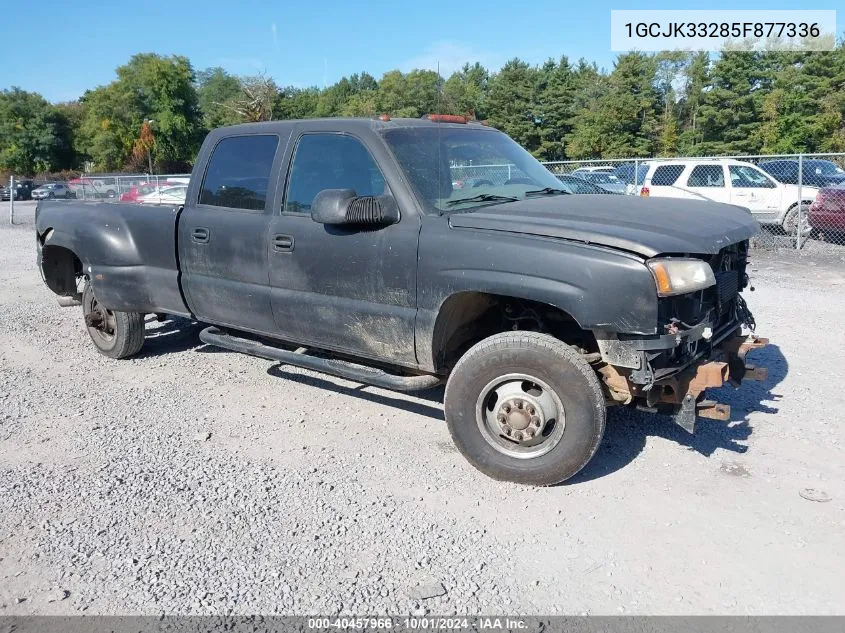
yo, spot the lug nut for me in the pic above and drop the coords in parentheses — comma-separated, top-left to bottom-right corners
(514, 431, 523, 441)
(503, 405, 511, 414)
(525, 428, 535, 438)
(504, 427, 512, 435)
(531, 417, 540, 426)
(497, 413, 506, 423)
(516, 401, 524, 409)
(528, 406, 535, 415)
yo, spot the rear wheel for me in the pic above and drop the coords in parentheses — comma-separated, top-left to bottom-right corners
(444, 332, 606, 485)
(82, 284, 145, 359)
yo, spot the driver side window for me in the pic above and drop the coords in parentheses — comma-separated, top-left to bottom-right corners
(729, 165, 776, 189)
(285, 134, 387, 214)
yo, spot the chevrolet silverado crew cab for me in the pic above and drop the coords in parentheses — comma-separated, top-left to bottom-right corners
(35, 115, 768, 485)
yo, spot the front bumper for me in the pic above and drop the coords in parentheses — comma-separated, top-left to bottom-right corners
(598, 332, 768, 433)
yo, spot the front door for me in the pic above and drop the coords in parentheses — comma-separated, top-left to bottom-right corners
(179, 133, 280, 334)
(267, 132, 420, 366)
(727, 164, 782, 221)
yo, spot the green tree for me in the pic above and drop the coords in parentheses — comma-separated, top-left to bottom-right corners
(0, 88, 72, 174)
(535, 57, 576, 160)
(80, 53, 202, 171)
(275, 86, 320, 119)
(196, 67, 244, 129)
(486, 59, 541, 153)
(567, 53, 658, 158)
(676, 52, 711, 154)
(759, 44, 845, 153)
(442, 63, 489, 118)
(696, 51, 769, 155)
(654, 51, 688, 156)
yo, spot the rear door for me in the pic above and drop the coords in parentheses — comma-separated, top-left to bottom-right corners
(178, 133, 282, 334)
(684, 164, 731, 204)
(267, 130, 420, 365)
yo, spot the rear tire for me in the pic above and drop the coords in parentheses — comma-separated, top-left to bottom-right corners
(444, 332, 606, 485)
(81, 284, 145, 359)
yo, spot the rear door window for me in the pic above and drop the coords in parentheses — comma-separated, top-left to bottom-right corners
(651, 165, 685, 186)
(199, 135, 279, 210)
(687, 165, 725, 187)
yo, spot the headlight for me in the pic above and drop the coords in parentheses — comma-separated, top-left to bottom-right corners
(647, 258, 716, 297)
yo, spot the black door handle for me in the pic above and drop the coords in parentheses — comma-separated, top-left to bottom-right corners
(192, 227, 210, 243)
(273, 234, 294, 252)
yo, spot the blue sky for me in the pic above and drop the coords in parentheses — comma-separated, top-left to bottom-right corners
(1, 0, 841, 102)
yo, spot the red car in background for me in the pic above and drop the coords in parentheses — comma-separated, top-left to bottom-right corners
(120, 182, 178, 202)
(809, 185, 845, 233)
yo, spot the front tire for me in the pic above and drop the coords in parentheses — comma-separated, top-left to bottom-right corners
(81, 284, 145, 359)
(444, 332, 606, 485)
(783, 204, 811, 237)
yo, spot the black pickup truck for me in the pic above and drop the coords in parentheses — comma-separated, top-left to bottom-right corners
(35, 116, 767, 485)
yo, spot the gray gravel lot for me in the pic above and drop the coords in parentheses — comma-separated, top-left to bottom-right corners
(1, 202, 844, 615)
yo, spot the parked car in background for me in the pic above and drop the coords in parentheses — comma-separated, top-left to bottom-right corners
(554, 174, 619, 194)
(121, 182, 180, 202)
(571, 165, 616, 174)
(137, 184, 188, 205)
(68, 177, 119, 199)
(759, 159, 845, 189)
(452, 177, 496, 190)
(640, 159, 817, 236)
(612, 163, 650, 194)
(809, 185, 845, 233)
(570, 171, 627, 194)
(1, 179, 37, 201)
(31, 183, 72, 200)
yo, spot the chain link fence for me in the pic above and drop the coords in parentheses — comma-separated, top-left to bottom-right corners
(8, 154, 845, 256)
(541, 153, 845, 253)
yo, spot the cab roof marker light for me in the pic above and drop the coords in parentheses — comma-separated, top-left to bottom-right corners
(423, 114, 467, 124)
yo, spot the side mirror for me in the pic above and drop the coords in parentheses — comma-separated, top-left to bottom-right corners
(310, 189, 399, 227)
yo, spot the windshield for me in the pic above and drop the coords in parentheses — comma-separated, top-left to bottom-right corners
(583, 173, 620, 184)
(382, 126, 565, 213)
(806, 160, 845, 176)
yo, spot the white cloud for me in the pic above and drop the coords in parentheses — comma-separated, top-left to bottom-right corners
(271, 23, 280, 54)
(399, 41, 507, 76)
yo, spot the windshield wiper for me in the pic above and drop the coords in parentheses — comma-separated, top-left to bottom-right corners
(446, 193, 519, 207)
(524, 187, 570, 197)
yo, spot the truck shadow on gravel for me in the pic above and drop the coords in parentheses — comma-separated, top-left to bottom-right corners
(136, 316, 207, 359)
(146, 318, 788, 484)
(266, 364, 446, 420)
(571, 343, 788, 484)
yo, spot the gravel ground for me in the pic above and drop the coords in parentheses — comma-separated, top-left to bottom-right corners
(1, 203, 843, 615)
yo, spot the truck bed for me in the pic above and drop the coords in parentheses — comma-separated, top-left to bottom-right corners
(36, 200, 190, 317)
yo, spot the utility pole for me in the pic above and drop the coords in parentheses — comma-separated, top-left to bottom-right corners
(8, 175, 14, 225)
(145, 119, 156, 175)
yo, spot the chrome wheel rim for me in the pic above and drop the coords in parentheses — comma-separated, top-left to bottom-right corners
(475, 373, 566, 459)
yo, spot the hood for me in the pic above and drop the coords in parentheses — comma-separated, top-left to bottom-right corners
(447, 194, 759, 258)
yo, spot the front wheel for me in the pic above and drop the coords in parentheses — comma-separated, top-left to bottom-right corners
(444, 332, 606, 485)
(81, 284, 145, 358)
(783, 204, 812, 237)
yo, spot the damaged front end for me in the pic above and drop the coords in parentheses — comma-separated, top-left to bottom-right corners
(597, 333, 768, 432)
(593, 241, 769, 433)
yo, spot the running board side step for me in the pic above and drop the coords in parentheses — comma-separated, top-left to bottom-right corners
(199, 326, 442, 392)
